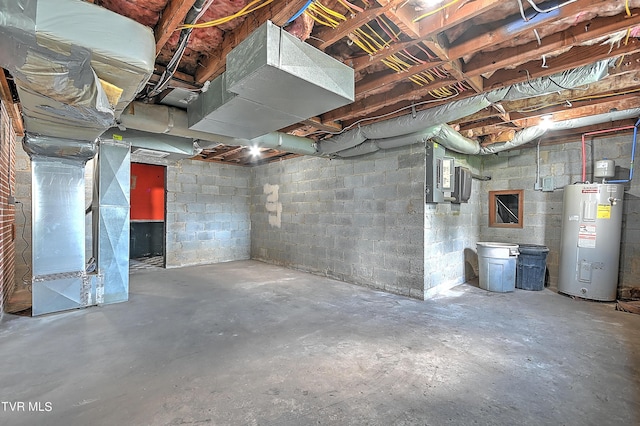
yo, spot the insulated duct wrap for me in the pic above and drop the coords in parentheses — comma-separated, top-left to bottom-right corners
(104, 129, 201, 161)
(322, 60, 616, 157)
(119, 102, 319, 156)
(500, 60, 611, 101)
(0, 0, 155, 141)
(22, 133, 98, 162)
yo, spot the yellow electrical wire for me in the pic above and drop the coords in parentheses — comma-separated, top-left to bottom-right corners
(304, 1, 347, 28)
(314, 1, 347, 22)
(413, 0, 462, 22)
(625, 0, 631, 17)
(308, 4, 341, 27)
(307, 12, 336, 28)
(365, 24, 391, 48)
(378, 15, 401, 40)
(179, 0, 273, 29)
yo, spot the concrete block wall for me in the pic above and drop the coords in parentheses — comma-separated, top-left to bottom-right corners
(250, 145, 426, 299)
(424, 153, 482, 297)
(165, 159, 251, 268)
(480, 134, 639, 296)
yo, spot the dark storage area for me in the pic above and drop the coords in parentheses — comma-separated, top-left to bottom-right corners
(130, 221, 164, 259)
(516, 244, 549, 291)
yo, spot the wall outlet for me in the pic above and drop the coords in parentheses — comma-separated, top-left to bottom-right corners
(8, 195, 15, 204)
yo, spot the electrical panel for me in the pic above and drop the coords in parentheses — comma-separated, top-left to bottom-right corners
(451, 166, 472, 204)
(425, 142, 454, 203)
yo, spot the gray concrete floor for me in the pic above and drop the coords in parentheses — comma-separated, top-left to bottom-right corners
(1, 260, 639, 426)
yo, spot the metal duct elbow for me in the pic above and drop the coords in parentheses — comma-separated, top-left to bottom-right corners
(250, 133, 318, 156)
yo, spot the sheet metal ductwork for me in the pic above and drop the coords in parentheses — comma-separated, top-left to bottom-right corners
(119, 101, 319, 156)
(187, 20, 354, 139)
(0, 0, 155, 141)
(318, 60, 613, 157)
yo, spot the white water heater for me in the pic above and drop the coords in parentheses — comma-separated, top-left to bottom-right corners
(558, 183, 624, 301)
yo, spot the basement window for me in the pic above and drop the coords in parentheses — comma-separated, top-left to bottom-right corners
(489, 190, 523, 228)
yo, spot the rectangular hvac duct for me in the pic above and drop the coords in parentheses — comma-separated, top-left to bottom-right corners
(188, 20, 354, 139)
(189, 74, 303, 139)
(31, 157, 87, 316)
(93, 140, 131, 305)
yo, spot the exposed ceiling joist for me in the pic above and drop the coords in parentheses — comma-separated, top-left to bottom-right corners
(0, 70, 24, 136)
(195, 0, 310, 83)
(154, 0, 196, 54)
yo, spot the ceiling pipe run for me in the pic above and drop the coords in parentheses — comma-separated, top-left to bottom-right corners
(320, 60, 613, 156)
(348, 109, 640, 157)
(117, 102, 319, 156)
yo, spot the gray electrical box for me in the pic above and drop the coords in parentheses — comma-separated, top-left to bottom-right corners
(426, 142, 454, 203)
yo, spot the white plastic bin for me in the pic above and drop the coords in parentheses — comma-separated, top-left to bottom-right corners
(477, 242, 519, 293)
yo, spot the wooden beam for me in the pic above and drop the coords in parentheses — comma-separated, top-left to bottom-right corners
(448, 0, 613, 61)
(349, 0, 502, 73)
(299, 117, 342, 132)
(350, 40, 420, 72)
(155, 0, 196, 55)
(485, 39, 640, 89)
(380, 1, 420, 39)
(355, 60, 444, 97)
(195, 0, 309, 83)
(309, 0, 408, 51)
(149, 64, 199, 89)
(322, 77, 458, 122)
(537, 119, 637, 145)
(511, 95, 640, 128)
(465, 11, 640, 77)
(454, 70, 640, 124)
(0, 70, 24, 136)
(417, 0, 503, 36)
(222, 147, 250, 161)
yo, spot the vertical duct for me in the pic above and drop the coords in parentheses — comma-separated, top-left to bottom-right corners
(92, 140, 131, 304)
(31, 157, 88, 316)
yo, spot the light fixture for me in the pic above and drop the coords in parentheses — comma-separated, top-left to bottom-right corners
(539, 114, 554, 130)
(249, 146, 261, 157)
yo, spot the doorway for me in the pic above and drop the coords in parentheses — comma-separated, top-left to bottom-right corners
(130, 163, 166, 270)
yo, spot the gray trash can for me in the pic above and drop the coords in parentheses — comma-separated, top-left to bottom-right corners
(516, 244, 549, 291)
(477, 242, 519, 293)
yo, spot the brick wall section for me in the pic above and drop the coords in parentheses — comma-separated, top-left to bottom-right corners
(424, 153, 482, 297)
(250, 145, 426, 299)
(0, 102, 17, 315)
(480, 134, 639, 296)
(14, 137, 31, 292)
(165, 158, 251, 268)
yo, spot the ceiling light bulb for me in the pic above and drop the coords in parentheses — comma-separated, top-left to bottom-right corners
(539, 114, 554, 130)
(249, 146, 261, 156)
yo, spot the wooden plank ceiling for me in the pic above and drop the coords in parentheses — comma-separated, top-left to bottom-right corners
(3, 0, 640, 165)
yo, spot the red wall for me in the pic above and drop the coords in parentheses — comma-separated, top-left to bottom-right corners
(131, 163, 165, 221)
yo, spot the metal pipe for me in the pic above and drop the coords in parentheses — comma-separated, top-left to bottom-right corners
(606, 118, 640, 183)
(581, 124, 637, 183)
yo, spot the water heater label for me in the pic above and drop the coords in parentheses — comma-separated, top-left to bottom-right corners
(597, 204, 611, 219)
(581, 187, 599, 194)
(578, 224, 597, 248)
